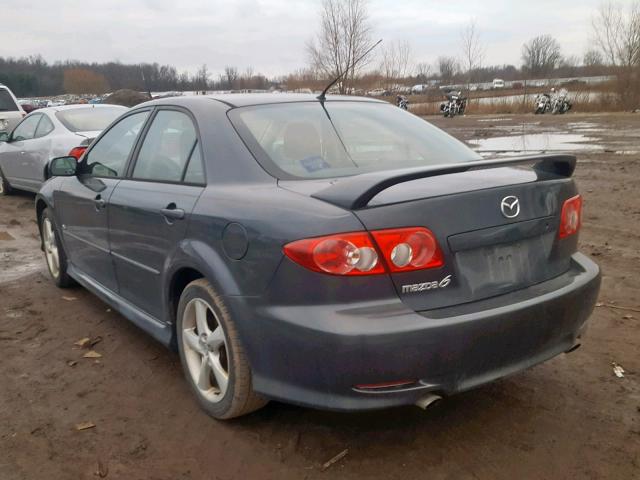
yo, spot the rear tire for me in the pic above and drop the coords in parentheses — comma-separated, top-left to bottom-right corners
(40, 208, 74, 288)
(176, 279, 267, 419)
(0, 167, 13, 196)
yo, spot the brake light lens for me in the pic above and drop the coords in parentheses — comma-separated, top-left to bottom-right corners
(283, 232, 384, 275)
(371, 227, 443, 272)
(283, 227, 444, 276)
(68, 146, 87, 160)
(559, 194, 582, 238)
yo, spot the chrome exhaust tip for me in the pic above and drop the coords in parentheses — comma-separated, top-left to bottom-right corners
(415, 393, 442, 410)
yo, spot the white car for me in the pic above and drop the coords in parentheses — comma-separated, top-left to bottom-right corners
(0, 84, 26, 134)
(367, 88, 388, 96)
(0, 104, 127, 194)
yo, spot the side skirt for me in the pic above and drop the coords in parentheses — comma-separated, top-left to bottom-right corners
(67, 264, 173, 347)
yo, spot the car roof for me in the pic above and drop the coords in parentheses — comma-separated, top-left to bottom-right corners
(139, 93, 386, 109)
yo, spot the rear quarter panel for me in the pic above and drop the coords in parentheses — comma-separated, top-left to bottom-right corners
(183, 183, 363, 297)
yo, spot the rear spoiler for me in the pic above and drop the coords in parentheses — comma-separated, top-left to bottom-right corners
(311, 154, 576, 210)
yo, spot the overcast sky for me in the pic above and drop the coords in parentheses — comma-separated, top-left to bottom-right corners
(0, 0, 619, 78)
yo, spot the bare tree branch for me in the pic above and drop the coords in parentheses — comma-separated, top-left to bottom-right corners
(437, 56, 459, 83)
(591, 1, 640, 67)
(460, 19, 484, 87)
(307, 0, 374, 93)
(521, 35, 563, 77)
(379, 40, 412, 89)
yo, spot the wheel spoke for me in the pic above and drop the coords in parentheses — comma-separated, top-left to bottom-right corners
(197, 356, 211, 390)
(43, 219, 60, 278)
(183, 329, 202, 354)
(195, 300, 210, 335)
(208, 326, 225, 350)
(210, 353, 229, 395)
(46, 221, 54, 243)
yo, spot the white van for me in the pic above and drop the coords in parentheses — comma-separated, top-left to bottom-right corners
(0, 84, 25, 133)
(492, 79, 505, 89)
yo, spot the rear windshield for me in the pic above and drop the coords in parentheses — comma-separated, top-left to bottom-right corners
(0, 89, 19, 112)
(229, 101, 481, 180)
(56, 107, 125, 132)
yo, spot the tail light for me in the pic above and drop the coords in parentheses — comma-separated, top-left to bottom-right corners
(283, 227, 443, 276)
(371, 227, 443, 272)
(68, 146, 87, 160)
(283, 232, 384, 276)
(559, 194, 582, 238)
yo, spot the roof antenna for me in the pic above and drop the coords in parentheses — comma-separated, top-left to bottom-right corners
(317, 39, 382, 102)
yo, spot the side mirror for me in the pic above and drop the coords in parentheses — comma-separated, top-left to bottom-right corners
(0, 132, 9, 143)
(49, 156, 77, 177)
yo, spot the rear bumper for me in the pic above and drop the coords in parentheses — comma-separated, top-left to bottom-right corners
(227, 252, 600, 411)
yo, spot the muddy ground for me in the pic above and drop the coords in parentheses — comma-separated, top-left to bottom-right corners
(1, 113, 639, 480)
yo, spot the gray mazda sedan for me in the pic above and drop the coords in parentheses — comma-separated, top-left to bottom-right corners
(35, 94, 600, 419)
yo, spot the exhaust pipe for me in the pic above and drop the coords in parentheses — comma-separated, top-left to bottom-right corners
(415, 393, 442, 410)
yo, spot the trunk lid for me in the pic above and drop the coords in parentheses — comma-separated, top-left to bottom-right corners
(282, 155, 579, 311)
(74, 130, 101, 145)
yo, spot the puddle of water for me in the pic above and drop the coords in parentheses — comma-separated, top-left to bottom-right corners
(0, 227, 45, 284)
(477, 118, 513, 122)
(468, 133, 604, 153)
(567, 122, 600, 129)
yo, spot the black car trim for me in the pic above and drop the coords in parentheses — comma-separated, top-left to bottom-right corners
(447, 215, 556, 252)
(111, 251, 161, 275)
(64, 230, 110, 254)
(312, 154, 577, 210)
(67, 264, 172, 345)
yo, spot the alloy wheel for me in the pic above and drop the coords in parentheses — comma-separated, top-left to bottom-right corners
(182, 298, 230, 403)
(42, 217, 60, 278)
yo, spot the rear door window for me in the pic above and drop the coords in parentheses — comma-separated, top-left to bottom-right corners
(0, 89, 19, 112)
(82, 111, 149, 178)
(11, 114, 42, 141)
(132, 110, 197, 183)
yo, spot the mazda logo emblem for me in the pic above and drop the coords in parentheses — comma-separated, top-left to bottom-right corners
(500, 196, 520, 218)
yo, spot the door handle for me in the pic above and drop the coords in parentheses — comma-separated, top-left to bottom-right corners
(94, 195, 106, 210)
(161, 204, 185, 221)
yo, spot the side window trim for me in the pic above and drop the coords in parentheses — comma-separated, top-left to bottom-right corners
(34, 114, 54, 139)
(124, 107, 160, 178)
(180, 140, 199, 183)
(125, 105, 206, 186)
(80, 108, 153, 179)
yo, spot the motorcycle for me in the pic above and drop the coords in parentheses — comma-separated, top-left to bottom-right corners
(396, 95, 409, 110)
(534, 94, 551, 114)
(551, 89, 572, 114)
(440, 91, 466, 118)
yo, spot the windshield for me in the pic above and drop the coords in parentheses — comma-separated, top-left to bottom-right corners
(229, 101, 481, 180)
(56, 107, 126, 132)
(0, 89, 19, 112)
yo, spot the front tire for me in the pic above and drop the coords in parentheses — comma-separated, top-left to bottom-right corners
(40, 208, 74, 288)
(176, 279, 267, 419)
(0, 167, 13, 196)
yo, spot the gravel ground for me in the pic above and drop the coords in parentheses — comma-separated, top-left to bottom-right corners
(1, 112, 638, 480)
